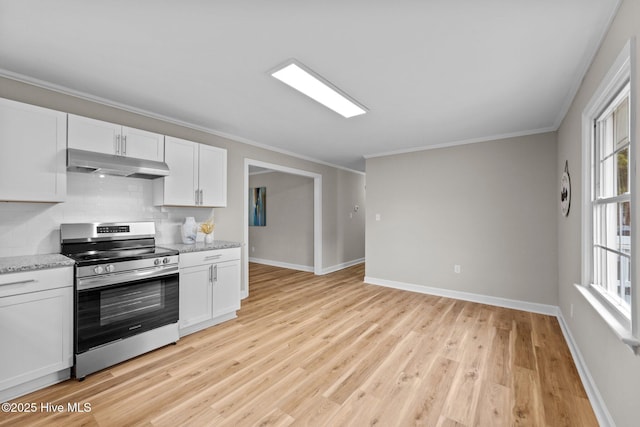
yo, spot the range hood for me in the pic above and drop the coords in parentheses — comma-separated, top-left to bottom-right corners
(67, 148, 170, 179)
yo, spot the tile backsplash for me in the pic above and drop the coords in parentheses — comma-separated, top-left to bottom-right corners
(0, 172, 214, 257)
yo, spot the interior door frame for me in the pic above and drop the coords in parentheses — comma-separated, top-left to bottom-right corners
(243, 158, 322, 298)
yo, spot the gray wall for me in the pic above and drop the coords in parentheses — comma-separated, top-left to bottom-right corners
(557, 0, 640, 425)
(0, 77, 366, 276)
(335, 168, 366, 265)
(249, 171, 314, 269)
(365, 132, 558, 305)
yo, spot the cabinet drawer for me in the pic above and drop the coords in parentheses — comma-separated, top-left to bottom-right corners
(0, 267, 73, 298)
(179, 248, 241, 268)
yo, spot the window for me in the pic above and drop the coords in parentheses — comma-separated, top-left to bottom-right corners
(581, 39, 639, 353)
(592, 84, 631, 314)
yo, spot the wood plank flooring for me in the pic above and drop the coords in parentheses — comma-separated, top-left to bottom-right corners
(0, 263, 597, 426)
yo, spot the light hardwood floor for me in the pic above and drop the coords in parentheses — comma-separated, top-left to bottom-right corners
(0, 263, 597, 426)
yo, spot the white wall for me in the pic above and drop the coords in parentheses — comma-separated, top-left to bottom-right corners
(248, 171, 314, 269)
(365, 132, 558, 306)
(557, 0, 640, 425)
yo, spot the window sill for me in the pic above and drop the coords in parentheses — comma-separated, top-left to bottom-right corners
(574, 283, 640, 355)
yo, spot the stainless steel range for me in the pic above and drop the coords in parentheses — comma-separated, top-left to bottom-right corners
(60, 221, 179, 379)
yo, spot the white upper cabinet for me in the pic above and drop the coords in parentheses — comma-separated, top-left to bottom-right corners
(199, 143, 227, 207)
(68, 115, 165, 162)
(121, 126, 165, 161)
(159, 136, 198, 206)
(0, 98, 67, 202)
(67, 115, 119, 155)
(154, 136, 227, 207)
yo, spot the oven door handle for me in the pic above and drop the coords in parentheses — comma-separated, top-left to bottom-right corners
(77, 265, 179, 291)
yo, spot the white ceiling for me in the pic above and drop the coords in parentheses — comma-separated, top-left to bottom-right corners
(0, 0, 619, 172)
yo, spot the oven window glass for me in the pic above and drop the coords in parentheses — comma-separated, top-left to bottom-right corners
(100, 282, 164, 326)
(76, 273, 179, 354)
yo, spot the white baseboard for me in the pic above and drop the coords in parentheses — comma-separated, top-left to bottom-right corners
(249, 257, 365, 275)
(556, 310, 615, 427)
(1, 369, 70, 403)
(321, 258, 365, 275)
(249, 257, 314, 273)
(363, 276, 558, 315)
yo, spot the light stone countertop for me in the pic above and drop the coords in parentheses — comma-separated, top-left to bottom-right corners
(0, 254, 76, 274)
(160, 240, 242, 254)
(0, 241, 242, 274)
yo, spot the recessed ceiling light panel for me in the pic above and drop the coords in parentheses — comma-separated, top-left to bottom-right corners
(271, 60, 367, 118)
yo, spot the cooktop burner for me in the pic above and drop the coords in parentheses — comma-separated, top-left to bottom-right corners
(66, 246, 178, 266)
(60, 222, 178, 267)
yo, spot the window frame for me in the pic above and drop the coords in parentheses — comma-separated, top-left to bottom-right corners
(580, 38, 639, 354)
(591, 83, 631, 317)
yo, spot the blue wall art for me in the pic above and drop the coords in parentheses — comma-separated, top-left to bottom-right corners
(249, 187, 266, 226)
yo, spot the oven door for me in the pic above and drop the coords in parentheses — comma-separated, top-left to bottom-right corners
(76, 267, 179, 354)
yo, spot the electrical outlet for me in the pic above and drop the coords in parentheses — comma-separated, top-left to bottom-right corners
(251, 246, 255, 253)
(375, 214, 381, 221)
(454, 265, 461, 274)
(570, 303, 574, 318)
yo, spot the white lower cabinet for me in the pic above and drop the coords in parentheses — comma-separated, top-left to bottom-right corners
(0, 267, 73, 402)
(212, 260, 241, 318)
(179, 248, 241, 336)
(179, 264, 213, 329)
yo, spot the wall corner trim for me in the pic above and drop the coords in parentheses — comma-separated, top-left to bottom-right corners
(321, 258, 365, 275)
(248, 258, 364, 275)
(248, 258, 314, 273)
(556, 310, 616, 427)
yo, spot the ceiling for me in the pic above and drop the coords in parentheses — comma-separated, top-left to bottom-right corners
(0, 0, 619, 172)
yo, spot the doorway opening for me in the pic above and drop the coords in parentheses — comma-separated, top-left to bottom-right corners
(243, 159, 322, 298)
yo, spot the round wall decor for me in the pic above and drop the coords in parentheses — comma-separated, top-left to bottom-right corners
(561, 160, 571, 217)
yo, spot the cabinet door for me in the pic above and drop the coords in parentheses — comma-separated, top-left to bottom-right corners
(198, 144, 227, 207)
(179, 264, 213, 329)
(0, 98, 67, 202)
(0, 287, 73, 392)
(122, 126, 165, 161)
(68, 114, 121, 155)
(212, 259, 240, 317)
(158, 136, 199, 206)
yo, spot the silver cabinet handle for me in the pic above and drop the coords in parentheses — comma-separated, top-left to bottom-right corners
(122, 135, 127, 155)
(199, 189, 204, 206)
(209, 265, 213, 284)
(214, 264, 218, 282)
(195, 189, 199, 205)
(1, 279, 37, 287)
(204, 254, 222, 261)
(115, 134, 120, 155)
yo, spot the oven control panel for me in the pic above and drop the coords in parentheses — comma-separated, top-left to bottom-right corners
(93, 264, 117, 274)
(77, 255, 179, 279)
(97, 225, 130, 234)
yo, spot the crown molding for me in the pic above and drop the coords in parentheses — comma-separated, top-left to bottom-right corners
(363, 126, 556, 160)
